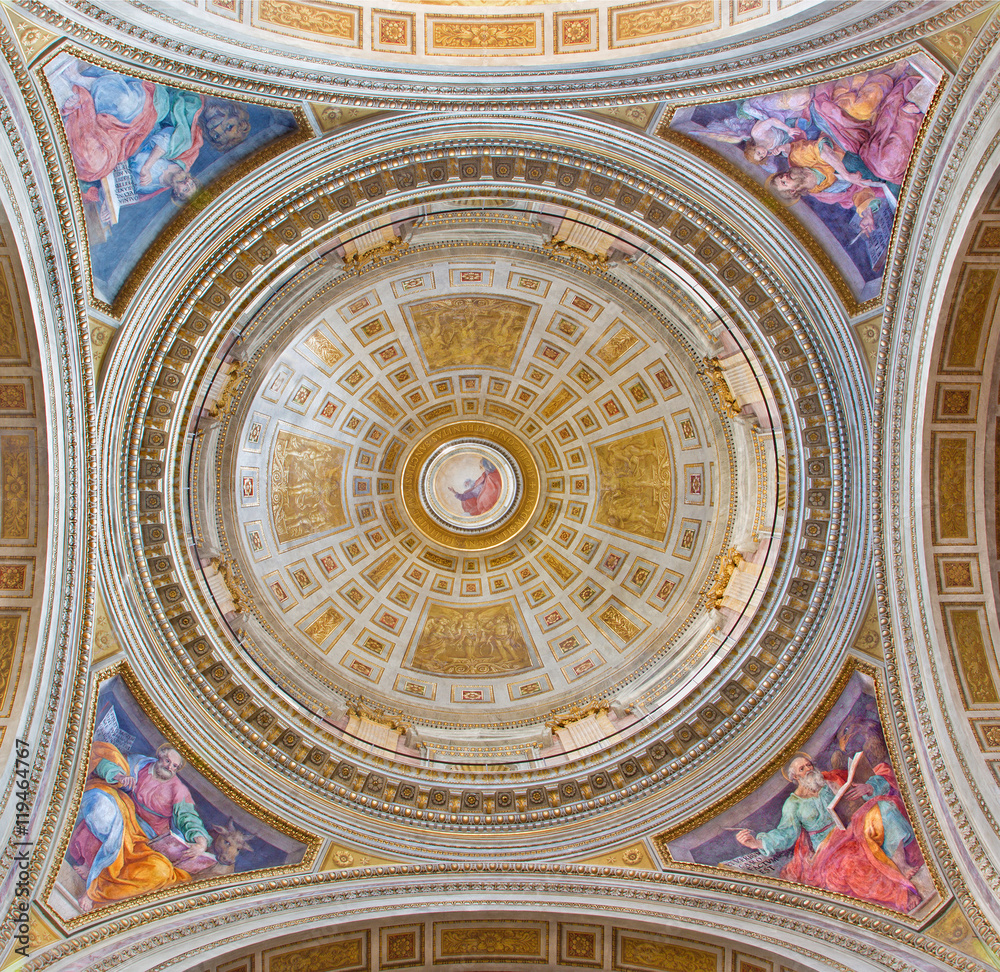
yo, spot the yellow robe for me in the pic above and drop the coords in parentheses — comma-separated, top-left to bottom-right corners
(80, 742, 191, 906)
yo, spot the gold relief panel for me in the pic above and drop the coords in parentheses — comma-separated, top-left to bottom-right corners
(592, 426, 672, 544)
(939, 264, 998, 373)
(408, 599, 535, 676)
(297, 326, 348, 375)
(269, 430, 348, 545)
(265, 930, 369, 972)
(450, 684, 494, 703)
(405, 296, 537, 373)
(207, 0, 242, 20)
(941, 604, 1000, 708)
(557, 922, 604, 967)
(432, 920, 548, 963)
(0, 377, 35, 417)
(612, 929, 720, 972)
(587, 321, 648, 374)
(297, 599, 349, 649)
(0, 610, 27, 717)
(730, 0, 765, 22)
(589, 596, 648, 648)
(340, 291, 382, 320)
(609, 0, 716, 48)
(933, 382, 978, 421)
(340, 651, 385, 683)
(508, 672, 553, 700)
(373, 10, 416, 54)
(933, 554, 981, 594)
(587, 105, 659, 130)
(555, 10, 600, 54)
(217, 956, 253, 972)
(560, 289, 603, 320)
(562, 649, 605, 681)
(0, 430, 35, 543)
(971, 219, 1000, 255)
(0, 257, 27, 362)
(0, 558, 34, 597)
(380, 923, 424, 969)
(393, 673, 436, 700)
(425, 15, 545, 56)
(362, 550, 405, 591)
(308, 103, 386, 132)
(732, 953, 771, 972)
(351, 311, 392, 345)
(449, 268, 494, 287)
(971, 718, 1000, 751)
(930, 431, 975, 544)
(254, 0, 362, 47)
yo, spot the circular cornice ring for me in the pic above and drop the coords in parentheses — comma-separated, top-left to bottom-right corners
(402, 421, 539, 550)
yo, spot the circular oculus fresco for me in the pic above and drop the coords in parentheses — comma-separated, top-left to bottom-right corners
(421, 439, 521, 531)
(401, 421, 540, 549)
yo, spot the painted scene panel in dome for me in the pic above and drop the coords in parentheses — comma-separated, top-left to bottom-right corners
(44, 52, 300, 306)
(667, 54, 943, 305)
(658, 670, 938, 915)
(50, 673, 312, 921)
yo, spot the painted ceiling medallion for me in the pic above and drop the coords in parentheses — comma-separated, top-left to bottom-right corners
(403, 422, 538, 549)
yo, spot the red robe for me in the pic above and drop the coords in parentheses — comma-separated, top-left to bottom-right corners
(456, 468, 502, 516)
(780, 765, 920, 912)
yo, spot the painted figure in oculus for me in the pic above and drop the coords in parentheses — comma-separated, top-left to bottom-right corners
(735, 750, 927, 912)
(68, 742, 212, 912)
(449, 458, 502, 516)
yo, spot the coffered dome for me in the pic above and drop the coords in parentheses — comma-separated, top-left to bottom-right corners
(200, 236, 780, 743)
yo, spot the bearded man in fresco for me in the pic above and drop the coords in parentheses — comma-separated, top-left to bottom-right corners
(68, 742, 212, 912)
(449, 458, 502, 516)
(736, 752, 927, 912)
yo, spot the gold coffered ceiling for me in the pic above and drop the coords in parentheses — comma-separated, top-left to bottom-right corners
(207, 241, 777, 737)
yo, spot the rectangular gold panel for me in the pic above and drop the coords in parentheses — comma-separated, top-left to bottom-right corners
(593, 427, 671, 542)
(256, 0, 361, 46)
(0, 267, 22, 358)
(434, 921, 547, 963)
(611, 0, 714, 46)
(363, 551, 404, 590)
(0, 614, 23, 714)
(270, 430, 347, 544)
(426, 15, 543, 55)
(267, 933, 367, 972)
(380, 924, 425, 969)
(406, 297, 536, 372)
(301, 603, 346, 647)
(0, 432, 30, 540)
(932, 434, 973, 543)
(944, 605, 1000, 707)
(409, 600, 534, 676)
(942, 266, 997, 371)
(614, 930, 719, 972)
